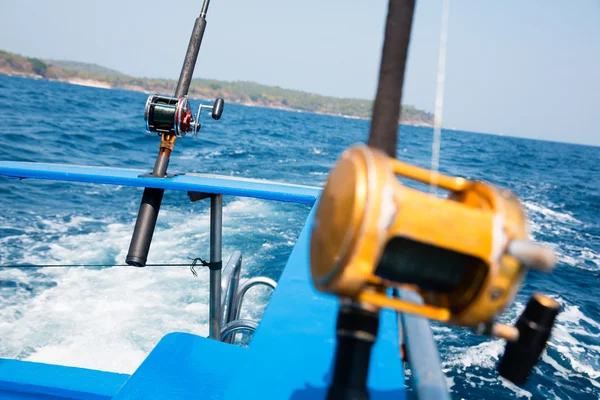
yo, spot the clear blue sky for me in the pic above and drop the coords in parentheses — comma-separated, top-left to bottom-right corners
(1, 0, 598, 146)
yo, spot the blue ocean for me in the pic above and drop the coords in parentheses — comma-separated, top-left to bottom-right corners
(0, 74, 598, 399)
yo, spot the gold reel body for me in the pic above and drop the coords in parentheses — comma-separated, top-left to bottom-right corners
(310, 145, 530, 327)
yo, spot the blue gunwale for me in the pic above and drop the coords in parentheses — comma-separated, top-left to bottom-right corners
(0, 161, 321, 205)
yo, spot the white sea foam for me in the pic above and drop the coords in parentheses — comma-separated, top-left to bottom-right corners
(522, 201, 600, 272)
(443, 340, 505, 371)
(524, 201, 578, 241)
(550, 301, 600, 379)
(0, 197, 290, 374)
(499, 378, 533, 399)
(524, 202, 579, 225)
(1, 219, 210, 373)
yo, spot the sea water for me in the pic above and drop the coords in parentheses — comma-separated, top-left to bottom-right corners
(0, 74, 598, 399)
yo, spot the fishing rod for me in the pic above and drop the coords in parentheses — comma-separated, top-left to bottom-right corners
(126, 0, 224, 268)
(321, 2, 416, 399)
(366, 0, 414, 158)
(310, 0, 560, 397)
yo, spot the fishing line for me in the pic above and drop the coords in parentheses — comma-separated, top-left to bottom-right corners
(0, 254, 220, 278)
(430, 0, 450, 194)
(0, 259, 214, 278)
(0, 263, 193, 268)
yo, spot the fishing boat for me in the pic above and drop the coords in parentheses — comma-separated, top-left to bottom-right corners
(0, 1, 561, 398)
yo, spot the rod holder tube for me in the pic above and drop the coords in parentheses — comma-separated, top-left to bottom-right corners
(125, 187, 165, 267)
(209, 195, 223, 341)
(328, 304, 379, 400)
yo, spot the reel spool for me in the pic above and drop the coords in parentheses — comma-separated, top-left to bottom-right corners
(310, 145, 559, 384)
(144, 94, 224, 137)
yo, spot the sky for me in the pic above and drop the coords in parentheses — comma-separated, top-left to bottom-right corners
(0, 0, 599, 146)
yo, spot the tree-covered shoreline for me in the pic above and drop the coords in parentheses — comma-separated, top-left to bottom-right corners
(0, 49, 433, 125)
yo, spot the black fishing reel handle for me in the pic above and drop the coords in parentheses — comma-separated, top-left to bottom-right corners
(497, 294, 560, 385)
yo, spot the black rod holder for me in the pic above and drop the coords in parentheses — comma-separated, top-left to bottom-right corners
(328, 304, 380, 400)
(126, 0, 211, 267)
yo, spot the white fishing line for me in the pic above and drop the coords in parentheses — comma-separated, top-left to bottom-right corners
(430, 0, 450, 193)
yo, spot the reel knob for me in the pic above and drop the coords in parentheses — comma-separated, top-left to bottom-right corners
(212, 97, 224, 120)
(497, 294, 560, 385)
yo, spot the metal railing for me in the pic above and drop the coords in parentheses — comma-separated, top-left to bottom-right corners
(218, 250, 277, 344)
(220, 319, 258, 342)
(193, 192, 277, 345)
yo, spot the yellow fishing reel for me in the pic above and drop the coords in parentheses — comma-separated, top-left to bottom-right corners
(311, 145, 557, 334)
(311, 0, 559, 389)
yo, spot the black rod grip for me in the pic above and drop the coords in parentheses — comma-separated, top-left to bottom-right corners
(328, 305, 379, 400)
(126, 188, 164, 267)
(367, 0, 416, 158)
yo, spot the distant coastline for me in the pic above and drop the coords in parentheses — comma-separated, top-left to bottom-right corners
(0, 49, 434, 126)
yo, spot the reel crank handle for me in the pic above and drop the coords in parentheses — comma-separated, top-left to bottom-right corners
(193, 97, 225, 136)
(497, 294, 560, 385)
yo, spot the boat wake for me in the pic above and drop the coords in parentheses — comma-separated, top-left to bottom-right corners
(0, 198, 305, 374)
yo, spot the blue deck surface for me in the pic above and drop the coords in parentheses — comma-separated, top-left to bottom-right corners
(224, 205, 406, 399)
(112, 333, 248, 399)
(0, 358, 129, 400)
(0, 163, 406, 399)
(0, 162, 320, 205)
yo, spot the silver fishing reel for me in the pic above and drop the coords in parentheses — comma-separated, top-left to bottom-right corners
(144, 94, 224, 137)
